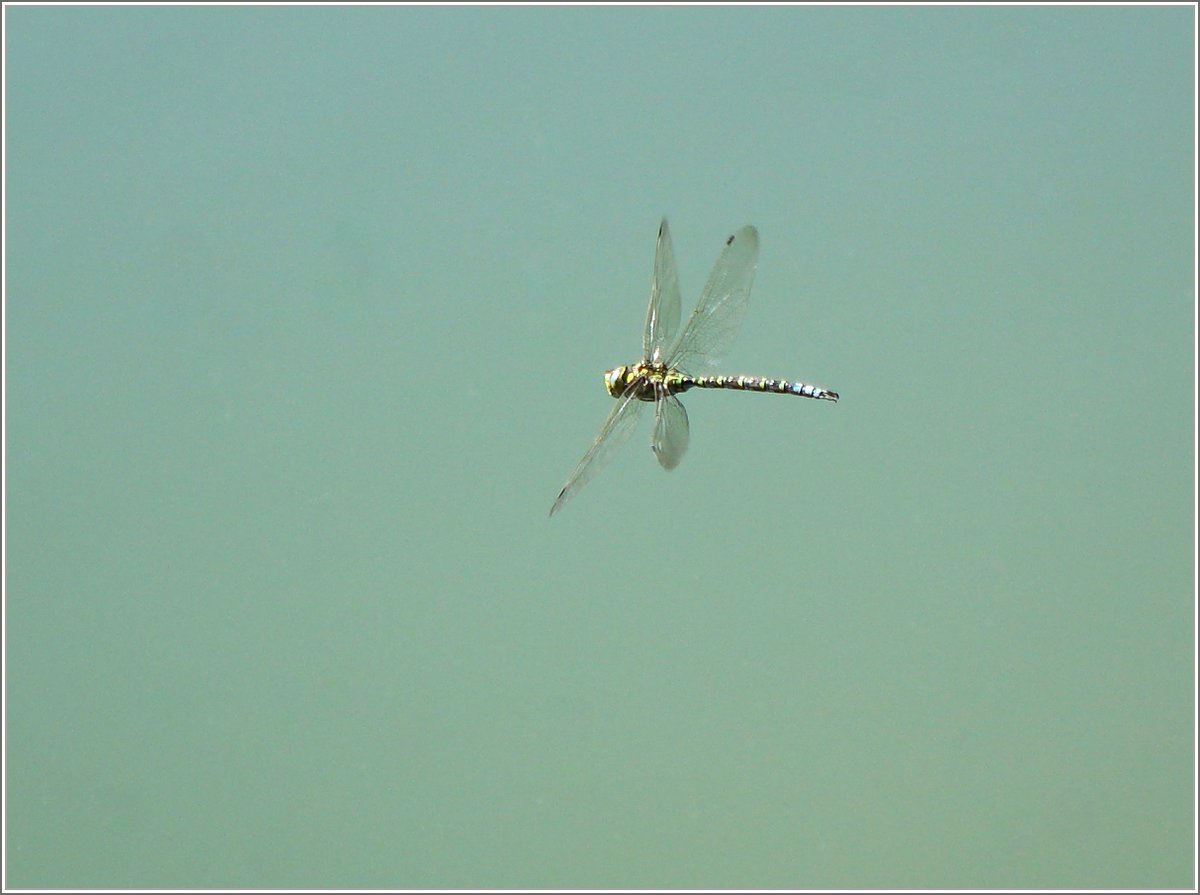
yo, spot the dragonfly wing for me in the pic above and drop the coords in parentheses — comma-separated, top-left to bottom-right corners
(550, 390, 647, 516)
(643, 218, 682, 363)
(667, 225, 759, 374)
(652, 392, 690, 471)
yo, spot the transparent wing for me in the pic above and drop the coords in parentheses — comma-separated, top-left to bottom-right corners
(651, 391, 690, 471)
(666, 225, 759, 374)
(549, 390, 647, 516)
(643, 218, 682, 363)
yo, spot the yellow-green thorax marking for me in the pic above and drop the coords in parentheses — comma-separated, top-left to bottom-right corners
(604, 361, 839, 402)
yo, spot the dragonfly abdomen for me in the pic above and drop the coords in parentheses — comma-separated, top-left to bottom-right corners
(684, 373, 839, 402)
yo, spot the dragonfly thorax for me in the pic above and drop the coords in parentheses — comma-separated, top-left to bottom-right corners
(604, 361, 686, 401)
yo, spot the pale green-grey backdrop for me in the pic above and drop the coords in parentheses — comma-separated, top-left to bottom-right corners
(5, 5, 1194, 889)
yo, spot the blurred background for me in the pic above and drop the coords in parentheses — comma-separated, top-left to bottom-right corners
(4, 5, 1194, 889)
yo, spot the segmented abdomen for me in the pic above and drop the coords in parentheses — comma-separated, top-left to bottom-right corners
(687, 374, 839, 402)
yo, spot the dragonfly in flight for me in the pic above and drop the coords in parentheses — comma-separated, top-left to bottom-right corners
(550, 218, 838, 516)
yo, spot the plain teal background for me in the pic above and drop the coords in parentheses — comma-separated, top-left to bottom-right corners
(5, 5, 1194, 889)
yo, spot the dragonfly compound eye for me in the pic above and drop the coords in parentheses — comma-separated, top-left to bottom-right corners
(604, 366, 629, 397)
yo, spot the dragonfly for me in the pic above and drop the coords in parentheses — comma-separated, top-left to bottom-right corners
(549, 218, 839, 517)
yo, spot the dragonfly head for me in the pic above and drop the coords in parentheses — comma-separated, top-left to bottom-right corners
(604, 365, 633, 398)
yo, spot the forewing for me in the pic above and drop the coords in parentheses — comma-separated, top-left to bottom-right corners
(643, 218, 682, 363)
(651, 392, 690, 471)
(667, 225, 759, 374)
(550, 390, 647, 516)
